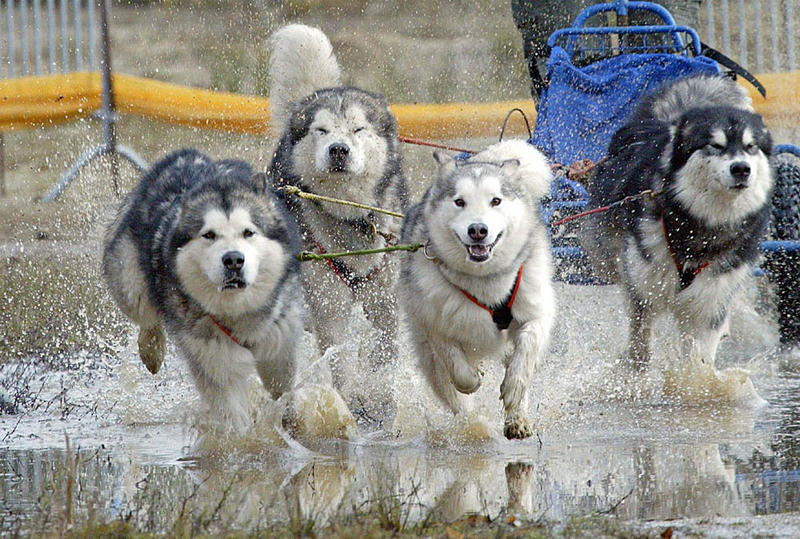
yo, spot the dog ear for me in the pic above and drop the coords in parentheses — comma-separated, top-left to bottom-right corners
(433, 150, 457, 175)
(250, 172, 270, 194)
(499, 158, 520, 176)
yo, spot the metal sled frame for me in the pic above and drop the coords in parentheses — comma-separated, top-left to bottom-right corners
(534, 0, 800, 286)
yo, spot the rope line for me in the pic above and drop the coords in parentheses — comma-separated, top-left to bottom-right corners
(550, 189, 661, 228)
(298, 243, 423, 262)
(398, 136, 477, 154)
(278, 185, 405, 219)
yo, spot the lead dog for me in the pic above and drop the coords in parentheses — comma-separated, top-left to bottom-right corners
(399, 140, 555, 439)
(102, 149, 303, 431)
(268, 24, 408, 422)
(580, 75, 773, 370)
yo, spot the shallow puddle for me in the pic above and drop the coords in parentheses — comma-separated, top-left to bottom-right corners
(2, 282, 800, 535)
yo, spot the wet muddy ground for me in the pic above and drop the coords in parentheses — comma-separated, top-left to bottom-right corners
(3, 277, 800, 536)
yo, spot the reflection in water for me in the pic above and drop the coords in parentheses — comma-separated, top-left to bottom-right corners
(4, 390, 800, 535)
(2, 281, 800, 533)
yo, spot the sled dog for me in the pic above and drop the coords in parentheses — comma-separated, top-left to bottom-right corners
(103, 149, 303, 431)
(399, 140, 555, 439)
(268, 24, 408, 422)
(580, 75, 773, 370)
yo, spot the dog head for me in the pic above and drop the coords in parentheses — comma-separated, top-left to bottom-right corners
(282, 87, 399, 220)
(668, 106, 773, 226)
(424, 142, 551, 274)
(173, 164, 299, 317)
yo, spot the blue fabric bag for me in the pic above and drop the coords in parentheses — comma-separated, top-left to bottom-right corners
(532, 47, 719, 165)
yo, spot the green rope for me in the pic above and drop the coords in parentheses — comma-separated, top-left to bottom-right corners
(279, 185, 405, 219)
(298, 243, 423, 262)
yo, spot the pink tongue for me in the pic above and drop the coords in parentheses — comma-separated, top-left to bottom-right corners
(469, 245, 489, 256)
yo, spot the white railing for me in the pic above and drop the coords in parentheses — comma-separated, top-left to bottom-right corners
(1, 0, 146, 200)
(702, 0, 798, 73)
(2, 0, 99, 78)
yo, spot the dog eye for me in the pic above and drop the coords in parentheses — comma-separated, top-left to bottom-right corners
(454, 198, 465, 208)
(746, 143, 759, 153)
(491, 197, 502, 207)
(316, 127, 329, 135)
(202, 231, 216, 240)
(708, 142, 725, 151)
(353, 127, 365, 134)
(243, 229, 255, 238)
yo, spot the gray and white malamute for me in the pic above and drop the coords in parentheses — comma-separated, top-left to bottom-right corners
(399, 140, 555, 439)
(580, 75, 774, 370)
(268, 24, 408, 420)
(102, 149, 303, 431)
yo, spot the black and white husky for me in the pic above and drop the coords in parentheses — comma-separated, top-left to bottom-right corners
(580, 75, 774, 370)
(399, 140, 555, 439)
(102, 149, 303, 431)
(268, 24, 408, 420)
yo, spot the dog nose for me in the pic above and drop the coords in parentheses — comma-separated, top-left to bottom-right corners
(328, 143, 349, 160)
(730, 161, 751, 185)
(468, 223, 488, 242)
(222, 251, 245, 271)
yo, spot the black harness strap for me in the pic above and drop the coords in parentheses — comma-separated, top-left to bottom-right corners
(460, 266, 525, 331)
(701, 42, 767, 98)
(661, 215, 710, 290)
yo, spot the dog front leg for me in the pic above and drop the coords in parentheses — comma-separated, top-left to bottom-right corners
(627, 297, 654, 371)
(359, 283, 398, 368)
(418, 334, 476, 414)
(500, 320, 547, 439)
(677, 309, 728, 367)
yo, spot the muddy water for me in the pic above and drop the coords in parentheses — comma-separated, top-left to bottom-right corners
(2, 281, 800, 535)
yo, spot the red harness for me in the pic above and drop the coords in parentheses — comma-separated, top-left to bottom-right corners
(661, 217, 710, 290)
(459, 265, 524, 330)
(209, 315, 244, 347)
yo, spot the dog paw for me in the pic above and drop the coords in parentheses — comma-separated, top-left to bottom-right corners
(138, 325, 166, 374)
(504, 414, 533, 440)
(282, 384, 359, 441)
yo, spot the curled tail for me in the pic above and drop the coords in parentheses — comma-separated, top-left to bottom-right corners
(269, 24, 342, 135)
(469, 140, 553, 201)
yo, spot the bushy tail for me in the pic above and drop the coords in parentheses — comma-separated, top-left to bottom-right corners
(470, 140, 553, 201)
(636, 75, 753, 124)
(269, 24, 342, 135)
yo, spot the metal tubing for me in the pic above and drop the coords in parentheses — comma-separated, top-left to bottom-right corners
(784, 0, 796, 71)
(33, 0, 43, 75)
(20, 0, 29, 75)
(60, 0, 68, 72)
(737, 0, 746, 66)
(754, 0, 763, 74)
(770, 0, 779, 71)
(87, 0, 96, 68)
(47, 0, 55, 73)
(98, 0, 119, 194)
(7, 0, 16, 78)
(705, 0, 715, 47)
(720, 0, 730, 56)
(73, 0, 82, 71)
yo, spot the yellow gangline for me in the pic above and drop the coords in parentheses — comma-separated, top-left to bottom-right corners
(1, 71, 798, 137)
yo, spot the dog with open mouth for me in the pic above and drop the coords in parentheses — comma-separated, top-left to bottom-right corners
(398, 140, 555, 439)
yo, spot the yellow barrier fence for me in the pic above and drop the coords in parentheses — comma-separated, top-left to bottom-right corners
(1, 71, 798, 138)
